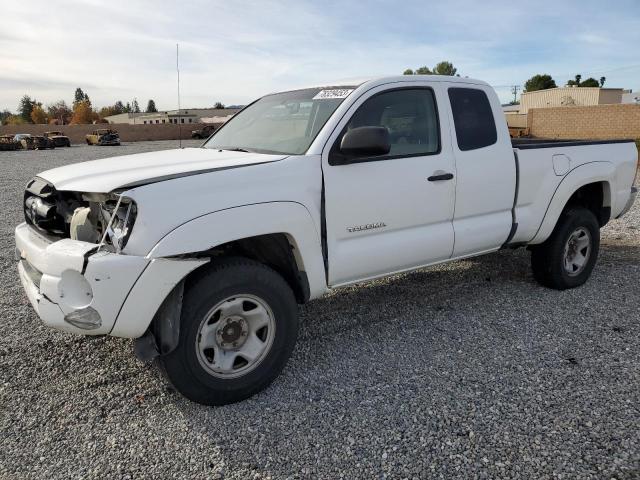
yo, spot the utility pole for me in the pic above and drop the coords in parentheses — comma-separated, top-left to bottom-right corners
(177, 43, 182, 148)
(511, 85, 520, 104)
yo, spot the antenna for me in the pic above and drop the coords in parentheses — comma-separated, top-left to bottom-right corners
(176, 43, 182, 148)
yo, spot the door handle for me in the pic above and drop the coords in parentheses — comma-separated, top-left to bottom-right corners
(427, 172, 454, 182)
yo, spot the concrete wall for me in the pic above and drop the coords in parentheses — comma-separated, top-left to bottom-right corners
(528, 104, 640, 140)
(505, 113, 528, 128)
(0, 123, 221, 144)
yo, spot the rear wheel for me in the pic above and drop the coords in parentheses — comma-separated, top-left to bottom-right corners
(159, 257, 299, 405)
(531, 207, 600, 290)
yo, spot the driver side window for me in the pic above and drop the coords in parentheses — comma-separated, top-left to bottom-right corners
(343, 88, 440, 159)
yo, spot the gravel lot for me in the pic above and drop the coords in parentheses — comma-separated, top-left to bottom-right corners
(1, 141, 639, 479)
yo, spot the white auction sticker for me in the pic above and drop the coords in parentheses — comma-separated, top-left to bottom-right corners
(313, 89, 354, 100)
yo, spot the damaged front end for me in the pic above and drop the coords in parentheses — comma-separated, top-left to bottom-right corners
(24, 176, 137, 253)
(17, 177, 208, 341)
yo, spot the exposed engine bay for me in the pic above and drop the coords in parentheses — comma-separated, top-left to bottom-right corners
(24, 177, 136, 252)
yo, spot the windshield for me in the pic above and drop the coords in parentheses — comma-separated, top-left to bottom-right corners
(203, 87, 355, 155)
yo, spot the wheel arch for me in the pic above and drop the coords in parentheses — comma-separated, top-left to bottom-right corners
(147, 202, 326, 297)
(531, 161, 613, 245)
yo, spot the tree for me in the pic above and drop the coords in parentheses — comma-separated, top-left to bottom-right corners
(70, 100, 96, 124)
(579, 77, 600, 87)
(30, 105, 47, 124)
(524, 74, 557, 92)
(74, 87, 90, 107)
(402, 61, 459, 76)
(432, 61, 457, 76)
(47, 100, 72, 125)
(5, 115, 25, 125)
(145, 99, 158, 113)
(18, 95, 37, 123)
(213, 102, 225, 109)
(567, 74, 582, 87)
(566, 74, 602, 88)
(131, 98, 140, 113)
(99, 101, 127, 118)
(124, 102, 131, 113)
(0, 110, 12, 125)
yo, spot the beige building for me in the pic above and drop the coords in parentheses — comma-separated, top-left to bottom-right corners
(519, 87, 624, 114)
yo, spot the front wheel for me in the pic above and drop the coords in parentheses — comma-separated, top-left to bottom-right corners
(158, 258, 299, 405)
(530, 207, 600, 290)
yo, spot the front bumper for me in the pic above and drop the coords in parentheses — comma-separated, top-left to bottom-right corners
(16, 222, 148, 335)
(15, 222, 208, 338)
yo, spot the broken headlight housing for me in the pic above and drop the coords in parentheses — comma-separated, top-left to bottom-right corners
(98, 196, 137, 252)
(70, 194, 137, 253)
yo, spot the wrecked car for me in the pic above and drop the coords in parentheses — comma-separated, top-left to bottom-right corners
(44, 131, 71, 147)
(15, 76, 639, 406)
(32, 135, 55, 150)
(0, 134, 20, 151)
(85, 129, 120, 146)
(191, 124, 217, 139)
(14, 134, 54, 150)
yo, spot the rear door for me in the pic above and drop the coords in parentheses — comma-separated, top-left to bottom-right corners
(446, 85, 516, 256)
(322, 83, 457, 285)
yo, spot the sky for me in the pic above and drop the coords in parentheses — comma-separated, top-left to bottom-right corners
(1, 0, 639, 111)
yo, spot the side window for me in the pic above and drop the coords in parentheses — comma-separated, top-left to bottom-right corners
(448, 88, 497, 151)
(343, 88, 439, 157)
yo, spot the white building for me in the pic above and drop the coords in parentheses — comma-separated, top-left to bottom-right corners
(104, 108, 241, 125)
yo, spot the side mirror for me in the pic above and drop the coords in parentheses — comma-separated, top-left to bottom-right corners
(340, 126, 391, 158)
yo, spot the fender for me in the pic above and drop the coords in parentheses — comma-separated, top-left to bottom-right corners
(530, 161, 613, 245)
(148, 201, 327, 299)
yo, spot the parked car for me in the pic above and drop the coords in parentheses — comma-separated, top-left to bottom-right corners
(44, 131, 71, 147)
(15, 76, 638, 406)
(191, 124, 217, 139)
(13, 134, 33, 149)
(85, 129, 120, 146)
(0, 134, 20, 151)
(32, 135, 55, 150)
(14, 134, 52, 150)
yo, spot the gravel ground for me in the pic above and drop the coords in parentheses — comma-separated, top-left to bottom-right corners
(1, 141, 639, 479)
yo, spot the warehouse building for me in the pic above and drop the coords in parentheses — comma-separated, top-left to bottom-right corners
(518, 87, 624, 114)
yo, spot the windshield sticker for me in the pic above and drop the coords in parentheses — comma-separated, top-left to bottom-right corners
(313, 89, 354, 100)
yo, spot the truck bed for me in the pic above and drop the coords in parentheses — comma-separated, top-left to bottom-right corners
(508, 139, 638, 246)
(512, 138, 635, 149)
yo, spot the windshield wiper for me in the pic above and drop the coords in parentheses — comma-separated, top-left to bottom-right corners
(219, 147, 251, 153)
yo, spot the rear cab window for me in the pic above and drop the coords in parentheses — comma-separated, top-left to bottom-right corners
(448, 88, 497, 151)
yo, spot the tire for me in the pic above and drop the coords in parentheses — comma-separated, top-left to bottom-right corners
(530, 207, 600, 290)
(158, 257, 299, 405)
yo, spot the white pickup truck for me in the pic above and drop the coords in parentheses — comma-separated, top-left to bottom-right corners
(16, 76, 638, 405)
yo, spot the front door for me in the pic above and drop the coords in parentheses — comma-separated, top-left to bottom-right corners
(322, 84, 457, 286)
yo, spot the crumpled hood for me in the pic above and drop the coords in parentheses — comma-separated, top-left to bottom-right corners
(38, 147, 287, 192)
